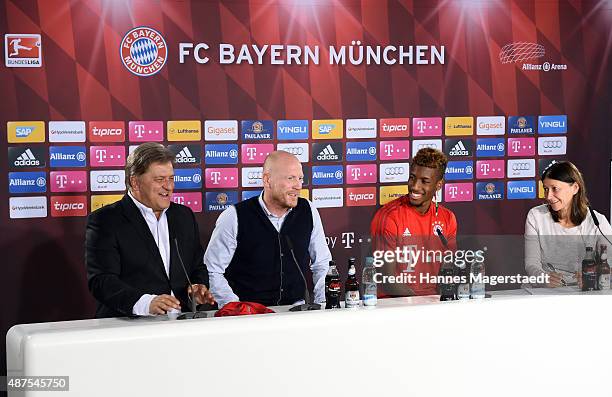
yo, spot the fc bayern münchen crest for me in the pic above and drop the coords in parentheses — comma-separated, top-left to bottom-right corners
(120, 26, 167, 77)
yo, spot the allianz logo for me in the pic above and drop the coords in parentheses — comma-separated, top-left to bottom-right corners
(174, 174, 202, 183)
(14, 149, 40, 166)
(447, 165, 473, 174)
(449, 141, 469, 156)
(477, 143, 504, 151)
(313, 171, 343, 180)
(317, 145, 339, 160)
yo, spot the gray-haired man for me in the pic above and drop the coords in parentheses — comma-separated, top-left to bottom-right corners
(86, 142, 214, 318)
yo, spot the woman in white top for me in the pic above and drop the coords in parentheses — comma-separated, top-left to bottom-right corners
(525, 161, 612, 287)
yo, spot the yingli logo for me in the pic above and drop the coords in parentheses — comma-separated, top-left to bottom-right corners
(51, 196, 87, 217)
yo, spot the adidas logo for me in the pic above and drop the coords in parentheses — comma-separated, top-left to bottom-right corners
(317, 144, 339, 161)
(402, 228, 411, 237)
(14, 148, 41, 166)
(449, 141, 469, 156)
(176, 147, 196, 163)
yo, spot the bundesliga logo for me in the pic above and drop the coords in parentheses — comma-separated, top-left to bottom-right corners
(120, 27, 167, 77)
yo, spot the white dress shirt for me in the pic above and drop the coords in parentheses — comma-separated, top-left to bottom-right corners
(525, 204, 612, 282)
(205, 194, 331, 307)
(128, 191, 177, 316)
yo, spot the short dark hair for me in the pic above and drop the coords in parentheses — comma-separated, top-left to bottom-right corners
(411, 148, 448, 180)
(125, 143, 175, 189)
(541, 161, 589, 225)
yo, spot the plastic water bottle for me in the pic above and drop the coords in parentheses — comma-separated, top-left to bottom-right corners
(470, 259, 485, 299)
(361, 257, 378, 307)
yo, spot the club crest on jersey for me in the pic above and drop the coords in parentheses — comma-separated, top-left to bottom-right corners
(120, 27, 167, 77)
(432, 221, 445, 235)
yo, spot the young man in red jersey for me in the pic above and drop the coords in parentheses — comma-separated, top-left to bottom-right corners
(370, 148, 457, 296)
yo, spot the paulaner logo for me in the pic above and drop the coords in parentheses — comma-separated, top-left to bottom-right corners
(120, 27, 168, 77)
(476, 182, 504, 200)
(241, 120, 273, 140)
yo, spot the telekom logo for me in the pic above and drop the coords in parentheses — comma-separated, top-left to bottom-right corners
(346, 164, 376, 184)
(384, 144, 394, 157)
(351, 168, 361, 180)
(133, 124, 146, 139)
(415, 121, 427, 134)
(480, 163, 490, 176)
(511, 141, 521, 152)
(96, 149, 107, 162)
(56, 174, 68, 189)
(448, 186, 458, 198)
(246, 147, 257, 160)
(211, 171, 221, 185)
(445, 183, 473, 202)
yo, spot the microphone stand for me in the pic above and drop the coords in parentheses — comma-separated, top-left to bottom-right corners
(174, 238, 209, 319)
(284, 236, 321, 312)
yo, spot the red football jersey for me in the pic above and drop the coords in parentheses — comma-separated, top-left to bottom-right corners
(370, 195, 458, 296)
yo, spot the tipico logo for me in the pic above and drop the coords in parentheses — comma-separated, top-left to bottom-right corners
(120, 27, 168, 77)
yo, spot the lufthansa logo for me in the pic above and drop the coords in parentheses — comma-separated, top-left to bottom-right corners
(543, 141, 562, 148)
(97, 175, 121, 183)
(512, 163, 531, 171)
(384, 167, 405, 175)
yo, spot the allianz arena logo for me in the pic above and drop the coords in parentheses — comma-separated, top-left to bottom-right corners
(499, 42, 566, 72)
(499, 42, 544, 64)
(120, 27, 168, 77)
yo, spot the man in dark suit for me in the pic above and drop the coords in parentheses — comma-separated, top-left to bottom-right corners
(86, 142, 214, 318)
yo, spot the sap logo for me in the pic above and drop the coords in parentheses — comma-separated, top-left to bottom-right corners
(444, 161, 474, 180)
(318, 124, 333, 134)
(15, 127, 35, 137)
(507, 181, 536, 199)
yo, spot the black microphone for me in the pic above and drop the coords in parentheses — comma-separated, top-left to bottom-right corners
(588, 206, 612, 246)
(284, 235, 321, 312)
(435, 227, 448, 247)
(174, 238, 207, 319)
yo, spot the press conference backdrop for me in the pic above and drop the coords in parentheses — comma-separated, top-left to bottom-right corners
(1, 0, 611, 374)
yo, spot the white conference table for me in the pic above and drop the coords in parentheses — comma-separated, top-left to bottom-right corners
(6, 289, 612, 396)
